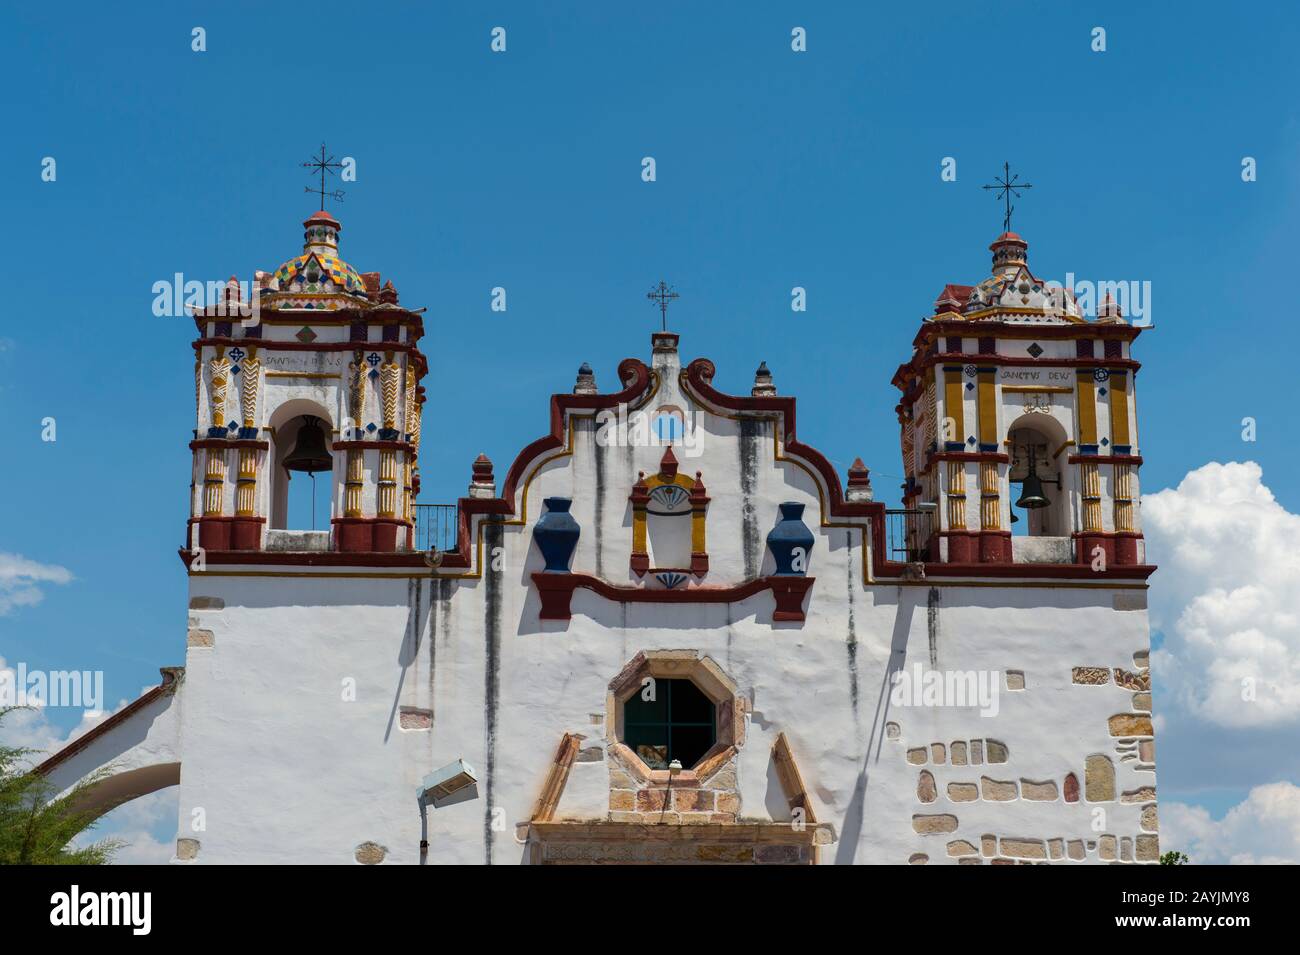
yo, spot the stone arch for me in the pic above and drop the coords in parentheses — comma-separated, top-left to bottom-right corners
(35, 668, 183, 832)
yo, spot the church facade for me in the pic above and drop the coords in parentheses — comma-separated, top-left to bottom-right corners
(39, 211, 1159, 865)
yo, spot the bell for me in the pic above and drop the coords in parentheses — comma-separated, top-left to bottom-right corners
(1015, 460, 1051, 510)
(283, 415, 332, 473)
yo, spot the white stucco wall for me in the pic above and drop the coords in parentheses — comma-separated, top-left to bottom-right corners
(174, 348, 1157, 865)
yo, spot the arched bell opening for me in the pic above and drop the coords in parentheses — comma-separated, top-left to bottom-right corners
(268, 400, 336, 532)
(1006, 415, 1072, 540)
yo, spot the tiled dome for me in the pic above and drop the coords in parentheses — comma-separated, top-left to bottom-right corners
(269, 211, 368, 297)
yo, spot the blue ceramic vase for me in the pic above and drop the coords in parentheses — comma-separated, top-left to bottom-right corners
(533, 497, 580, 572)
(767, 502, 814, 576)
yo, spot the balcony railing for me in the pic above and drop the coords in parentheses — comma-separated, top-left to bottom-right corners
(883, 507, 936, 563)
(413, 503, 459, 554)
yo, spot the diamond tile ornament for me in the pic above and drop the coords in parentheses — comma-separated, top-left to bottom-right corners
(296, 326, 317, 343)
(1101, 437, 1110, 446)
(1027, 342, 1044, 358)
(1098, 387, 1107, 396)
(965, 382, 975, 391)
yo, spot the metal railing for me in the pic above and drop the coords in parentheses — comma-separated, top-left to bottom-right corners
(883, 507, 936, 563)
(413, 503, 459, 554)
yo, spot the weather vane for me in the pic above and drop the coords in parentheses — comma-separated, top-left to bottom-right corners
(302, 143, 345, 210)
(982, 161, 1033, 233)
(647, 280, 679, 332)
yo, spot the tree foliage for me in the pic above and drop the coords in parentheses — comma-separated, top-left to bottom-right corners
(0, 708, 121, 864)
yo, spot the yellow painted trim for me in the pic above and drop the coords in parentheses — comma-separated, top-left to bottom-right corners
(1109, 372, 1131, 446)
(1076, 375, 1098, 445)
(678, 372, 874, 586)
(943, 369, 966, 444)
(976, 370, 997, 446)
(431, 370, 663, 580)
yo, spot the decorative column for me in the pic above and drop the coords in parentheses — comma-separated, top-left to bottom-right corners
(1113, 463, 1137, 564)
(230, 350, 265, 550)
(379, 354, 401, 440)
(1081, 461, 1102, 532)
(689, 471, 710, 575)
(630, 472, 650, 576)
(208, 352, 231, 436)
(944, 461, 969, 561)
(345, 450, 364, 518)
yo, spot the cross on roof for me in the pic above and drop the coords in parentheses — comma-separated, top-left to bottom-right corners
(982, 161, 1033, 233)
(302, 143, 345, 210)
(647, 280, 679, 332)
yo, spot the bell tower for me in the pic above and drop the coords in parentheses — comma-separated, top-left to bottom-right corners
(187, 210, 427, 558)
(892, 230, 1148, 570)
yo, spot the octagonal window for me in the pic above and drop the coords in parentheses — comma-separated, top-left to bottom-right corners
(623, 678, 716, 770)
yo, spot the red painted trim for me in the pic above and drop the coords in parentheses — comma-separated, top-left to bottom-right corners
(34, 668, 181, 776)
(532, 572, 814, 622)
(331, 439, 414, 452)
(873, 559, 1156, 581)
(437, 359, 655, 569)
(177, 548, 428, 568)
(915, 319, 1144, 346)
(189, 439, 269, 451)
(683, 358, 885, 525)
(192, 339, 430, 378)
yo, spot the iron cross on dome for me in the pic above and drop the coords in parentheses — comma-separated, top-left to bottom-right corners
(302, 143, 345, 210)
(982, 161, 1033, 233)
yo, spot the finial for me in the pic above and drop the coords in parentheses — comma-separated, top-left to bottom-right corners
(847, 458, 873, 502)
(752, 361, 776, 397)
(659, 446, 679, 479)
(469, 453, 495, 498)
(574, 362, 597, 395)
(1098, 292, 1124, 322)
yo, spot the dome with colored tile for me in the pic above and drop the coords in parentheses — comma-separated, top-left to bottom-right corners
(269, 211, 368, 298)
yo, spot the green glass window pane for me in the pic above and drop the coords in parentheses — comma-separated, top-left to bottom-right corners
(624, 684, 668, 724)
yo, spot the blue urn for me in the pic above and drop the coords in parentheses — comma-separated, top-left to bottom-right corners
(767, 502, 815, 576)
(533, 497, 580, 572)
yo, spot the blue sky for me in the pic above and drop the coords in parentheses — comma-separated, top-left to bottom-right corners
(2, 2, 1298, 857)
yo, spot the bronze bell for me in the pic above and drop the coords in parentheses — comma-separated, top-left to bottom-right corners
(283, 415, 332, 473)
(1015, 455, 1051, 510)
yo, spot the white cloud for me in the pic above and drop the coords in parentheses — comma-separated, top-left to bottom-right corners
(1, 657, 178, 862)
(1162, 782, 1300, 865)
(0, 551, 73, 616)
(1143, 462, 1300, 728)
